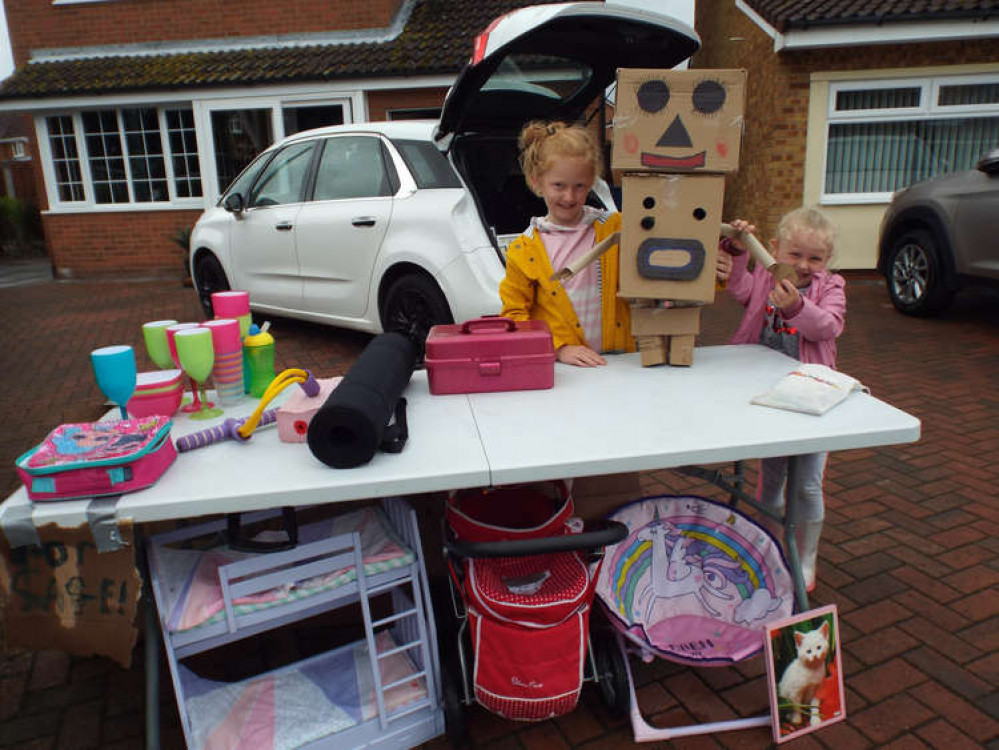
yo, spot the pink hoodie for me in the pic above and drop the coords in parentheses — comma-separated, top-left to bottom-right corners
(724, 248, 846, 367)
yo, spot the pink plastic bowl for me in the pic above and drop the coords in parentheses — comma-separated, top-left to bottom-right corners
(127, 384, 183, 418)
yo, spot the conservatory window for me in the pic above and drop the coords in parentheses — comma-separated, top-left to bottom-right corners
(823, 74, 999, 202)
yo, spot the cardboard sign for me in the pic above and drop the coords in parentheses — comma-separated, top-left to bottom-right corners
(0, 522, 140, 667)
(612, 68, 747, 174)
(619, 173, 725, 302)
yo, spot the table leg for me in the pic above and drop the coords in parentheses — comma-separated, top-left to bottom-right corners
(782, 460, 810, 611)
(135, 528, 161, 750)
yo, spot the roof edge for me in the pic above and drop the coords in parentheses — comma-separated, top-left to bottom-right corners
(30, 0, 418, 64)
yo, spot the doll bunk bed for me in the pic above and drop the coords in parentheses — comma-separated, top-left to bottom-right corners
(146, 497, 443, 750)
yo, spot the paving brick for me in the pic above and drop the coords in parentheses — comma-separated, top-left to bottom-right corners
(847, 627, 921, 667)
(839, 572, 910, 605)
(26, 653, 69, 693)
(850, 693, 936, 745)
(519, 722, 570, 750)
(949, 587, 999, 622)
(909, 681, 999, 744)
(914, 718, 984, 750)
(55, 700, 102, 750)
(851, 658, 928, 702)
(904, 647, 992, 701)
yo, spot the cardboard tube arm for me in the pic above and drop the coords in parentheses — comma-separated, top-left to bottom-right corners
(720, 222, 774, 270)
(550, 231, 620, 282)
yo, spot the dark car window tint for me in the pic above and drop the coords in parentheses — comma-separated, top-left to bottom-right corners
(393, 140, 462, 189)
(314, 136, 393, 200)
(247, 141, 315, 208)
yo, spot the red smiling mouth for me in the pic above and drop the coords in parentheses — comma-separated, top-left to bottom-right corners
(641, 151, 707, 169)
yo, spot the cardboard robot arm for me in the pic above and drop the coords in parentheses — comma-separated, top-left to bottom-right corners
(549, 231, 620, 282)
(719, 223, 798, 286)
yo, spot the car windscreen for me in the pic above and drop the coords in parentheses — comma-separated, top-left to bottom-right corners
(392, 139, 463, 189)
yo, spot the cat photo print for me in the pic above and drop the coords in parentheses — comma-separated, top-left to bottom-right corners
(764, 604, 846, 743)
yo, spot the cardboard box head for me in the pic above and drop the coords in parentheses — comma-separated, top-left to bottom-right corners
(619, 173, 725, 302)
(612, 68, 746, 174)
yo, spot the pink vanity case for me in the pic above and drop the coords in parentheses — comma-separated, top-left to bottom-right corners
(275, 376, 343, 442)
(425, 317, 555, 395)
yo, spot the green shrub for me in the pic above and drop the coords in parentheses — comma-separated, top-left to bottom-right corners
(0, 197, 45, 257)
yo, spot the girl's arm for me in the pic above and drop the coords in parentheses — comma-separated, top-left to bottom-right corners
(724, 243, 755, 306)
(784, 274, 846, 342)
(499, 252, 534, 322)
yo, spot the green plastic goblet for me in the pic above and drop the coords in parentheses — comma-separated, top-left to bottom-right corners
(142, 319, 179, 370)
(173, 327, 223, 420)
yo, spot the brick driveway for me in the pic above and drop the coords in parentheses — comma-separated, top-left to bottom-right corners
(0, 271, 997, 749)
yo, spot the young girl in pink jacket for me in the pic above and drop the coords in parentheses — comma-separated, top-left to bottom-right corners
(717, 207, 846, 591)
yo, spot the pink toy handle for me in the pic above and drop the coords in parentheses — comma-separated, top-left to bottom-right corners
(175, 410, 277, 452)
(461, 316, 516, 334)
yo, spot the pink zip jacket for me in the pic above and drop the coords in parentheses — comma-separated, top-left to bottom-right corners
(725, 248, 846, 367)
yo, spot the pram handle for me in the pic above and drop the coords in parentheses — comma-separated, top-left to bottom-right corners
(444, 519, 628, 558)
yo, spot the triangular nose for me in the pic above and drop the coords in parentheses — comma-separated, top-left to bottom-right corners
(657, 116, 692, 148)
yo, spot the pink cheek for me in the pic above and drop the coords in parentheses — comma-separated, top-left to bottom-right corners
(624, 133, 639, 153)
(716, 141, 728, 158)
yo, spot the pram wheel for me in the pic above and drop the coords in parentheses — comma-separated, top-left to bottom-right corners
(593, 631, 630, 717)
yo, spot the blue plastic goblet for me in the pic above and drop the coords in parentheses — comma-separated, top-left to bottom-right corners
(91, 345, 138, 420)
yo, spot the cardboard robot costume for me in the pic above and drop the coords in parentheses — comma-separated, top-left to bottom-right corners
(613, 68, 747, 366)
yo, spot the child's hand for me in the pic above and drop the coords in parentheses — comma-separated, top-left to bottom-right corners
(769, 278, 801, 311)
(557, 345, 606, 367)
(716, 249, 733, 282)
(726, 219, 757, 253)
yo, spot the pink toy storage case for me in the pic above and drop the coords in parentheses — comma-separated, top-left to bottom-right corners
(425, 317, 555, 395)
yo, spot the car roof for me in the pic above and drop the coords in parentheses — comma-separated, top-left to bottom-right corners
(274, 119, 437, 149)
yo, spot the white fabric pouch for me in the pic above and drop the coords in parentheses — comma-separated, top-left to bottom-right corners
(752, 363, 867, 415)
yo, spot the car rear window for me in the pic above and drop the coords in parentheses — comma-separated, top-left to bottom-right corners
(393, 140, 463, 189)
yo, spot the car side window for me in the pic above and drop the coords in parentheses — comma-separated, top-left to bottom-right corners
(313, 136, 394, 201)
(247, 141, 315, 208)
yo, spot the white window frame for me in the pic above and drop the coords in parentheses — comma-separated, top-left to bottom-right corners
(822, 72, 999, 205)
(36, 106, 207, 211)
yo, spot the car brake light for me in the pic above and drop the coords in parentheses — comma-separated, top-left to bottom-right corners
(471, 13, 509, 65)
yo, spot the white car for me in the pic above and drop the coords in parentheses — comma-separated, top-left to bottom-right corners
(190, 2, 699, 347)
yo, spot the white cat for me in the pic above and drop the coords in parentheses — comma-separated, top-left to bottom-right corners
(777, 620, 830, 726)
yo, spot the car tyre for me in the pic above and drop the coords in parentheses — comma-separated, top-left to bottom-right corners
(886, 229, 953, 316)
(193, 254, 231, 318)
(381, 273, 453, 359)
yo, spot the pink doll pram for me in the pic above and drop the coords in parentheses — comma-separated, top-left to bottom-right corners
(440, 482, 626, 737)
(592, 494, 796, 741)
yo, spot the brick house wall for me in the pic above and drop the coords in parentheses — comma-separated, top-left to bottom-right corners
(44, 209, 203, 279)
(367, 87, 448, 121)
(692, 0, 998, 247)
(5, 0, 404, 67)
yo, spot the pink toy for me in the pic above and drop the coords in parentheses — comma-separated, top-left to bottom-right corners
(425, 316, 555, 395)
(127, 370, 184, 417)
(276, 377, 343, 442)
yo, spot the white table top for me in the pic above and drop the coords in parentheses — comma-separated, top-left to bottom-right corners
(1, 345, 920, 535)
(469, 345, 921, 485)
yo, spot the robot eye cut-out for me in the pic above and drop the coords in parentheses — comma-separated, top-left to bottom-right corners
(637, 79, 670, 113)
(692, 80, 726, 114)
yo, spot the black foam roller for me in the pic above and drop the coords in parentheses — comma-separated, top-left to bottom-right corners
(307, 332, 417, 468)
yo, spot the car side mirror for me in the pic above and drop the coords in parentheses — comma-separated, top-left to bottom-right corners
(976, 148, 999, 177)
(223, 193, 245, 213)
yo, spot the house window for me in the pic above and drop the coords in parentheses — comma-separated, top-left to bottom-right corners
(44, 106, 203, 207)
(824, 74, 999, 202)
(45, 115, 85, 202)
(166, 108, 202, 198)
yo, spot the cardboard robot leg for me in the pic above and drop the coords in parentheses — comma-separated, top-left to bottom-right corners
(637, 335, 668, 367)
(668, 334, 695, 366)
(630, 304, 701, 367)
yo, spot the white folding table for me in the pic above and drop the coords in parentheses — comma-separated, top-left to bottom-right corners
(0, 344, 921, 749)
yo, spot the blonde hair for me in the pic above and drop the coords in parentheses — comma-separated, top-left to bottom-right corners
(518, 120, 603, 196)
(776, 206, 837, 261)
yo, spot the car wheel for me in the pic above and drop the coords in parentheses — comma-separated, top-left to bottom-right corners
(381, 273, 453, 358)
(886, 229, 953, 316)
(193, 254, 231, 318)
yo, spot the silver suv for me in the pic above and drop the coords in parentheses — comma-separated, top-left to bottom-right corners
(878, 148, 999, 315)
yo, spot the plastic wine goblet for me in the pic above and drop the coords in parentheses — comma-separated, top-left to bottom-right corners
(166, 322, 202, 411)
(142, 319, 178, 370)
(91, 345, 137, 420)
(173, 328, 223, 420)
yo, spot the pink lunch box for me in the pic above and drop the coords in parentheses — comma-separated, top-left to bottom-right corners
(425, 316, 555, 395)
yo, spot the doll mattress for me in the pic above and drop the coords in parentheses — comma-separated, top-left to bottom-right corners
(154, 507, 415, 634)
(178, 630, 426, 750)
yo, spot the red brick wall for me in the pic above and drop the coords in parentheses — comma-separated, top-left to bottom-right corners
(366, 87, 448, 121)
(7, 0, 404, 67)
(692, 0, 999, 243)
(43, 209, 202, 280)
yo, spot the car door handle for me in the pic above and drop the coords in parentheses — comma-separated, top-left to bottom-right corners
(275, 221, 293, 231)
(351, 216, 377, 227)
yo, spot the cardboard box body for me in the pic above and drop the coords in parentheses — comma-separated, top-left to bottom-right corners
(619, 173, 725, 302)
(612, 68, 747, 174)
(630, 304, 701, 336)
(425, 317, 555, 395)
